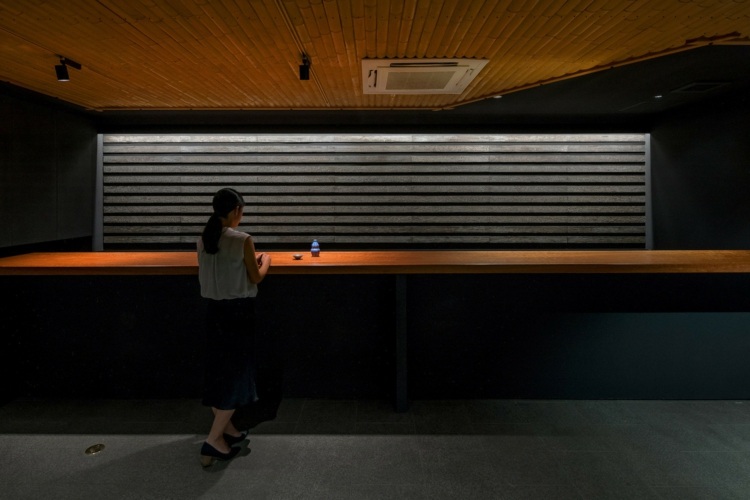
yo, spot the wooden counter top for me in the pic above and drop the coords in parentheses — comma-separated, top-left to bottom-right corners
(3, 250, 750, 275)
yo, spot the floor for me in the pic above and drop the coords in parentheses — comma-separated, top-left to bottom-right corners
(2, 398, 750, 499)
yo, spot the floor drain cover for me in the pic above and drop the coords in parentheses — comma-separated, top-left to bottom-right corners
(85, 444, 105, 455)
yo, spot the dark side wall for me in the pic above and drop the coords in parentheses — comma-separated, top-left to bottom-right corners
(0, 86, 97, 253)
(650, 87, 750, 249)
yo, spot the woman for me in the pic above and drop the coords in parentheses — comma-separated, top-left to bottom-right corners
(197, 188, 271, 467)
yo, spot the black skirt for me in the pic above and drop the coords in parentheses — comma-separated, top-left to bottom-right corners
(202, 297, 258, 410)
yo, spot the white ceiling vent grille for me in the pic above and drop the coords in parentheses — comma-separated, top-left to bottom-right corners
(362, 58, 489, 95)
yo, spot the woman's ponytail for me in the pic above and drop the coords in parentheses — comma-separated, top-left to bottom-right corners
(201, 214, 224, 254)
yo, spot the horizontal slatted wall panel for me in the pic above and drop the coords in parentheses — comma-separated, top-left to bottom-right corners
(101, 134, 647, 250)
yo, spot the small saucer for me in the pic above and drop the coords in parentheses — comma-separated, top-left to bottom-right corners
(292, 254, 303, 260)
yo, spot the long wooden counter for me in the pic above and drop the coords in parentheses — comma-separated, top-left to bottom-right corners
(5, 250, 750, 409)
(3, 250, 750, 275)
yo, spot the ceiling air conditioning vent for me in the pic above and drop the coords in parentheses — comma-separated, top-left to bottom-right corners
(362, 58, 488, 95)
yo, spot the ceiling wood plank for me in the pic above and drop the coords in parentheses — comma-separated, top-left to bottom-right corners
(0, 0, 748, 110)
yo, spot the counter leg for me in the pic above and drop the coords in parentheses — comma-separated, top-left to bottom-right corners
(395, 275, 408, 412)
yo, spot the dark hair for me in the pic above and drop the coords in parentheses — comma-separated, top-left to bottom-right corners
(201, 188, 246, 254)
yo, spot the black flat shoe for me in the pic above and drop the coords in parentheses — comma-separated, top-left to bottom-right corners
(223, 431, 248, 446)
(200, 442, 240, 468)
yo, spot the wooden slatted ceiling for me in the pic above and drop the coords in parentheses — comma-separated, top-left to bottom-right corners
(101, 133, 647, 250)
(0, 1, 747, 110)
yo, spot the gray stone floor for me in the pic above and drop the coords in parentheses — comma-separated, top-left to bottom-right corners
(2, 398, 750, 499)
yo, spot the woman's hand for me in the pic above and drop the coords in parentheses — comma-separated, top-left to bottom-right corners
(244, 239, 271, 284)
(256, 252, 271, 268)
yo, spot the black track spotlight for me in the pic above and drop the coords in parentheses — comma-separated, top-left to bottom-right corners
(55, 63, 69, 81)
(299, 54, 310, 81)
(55, 56, 82, 82)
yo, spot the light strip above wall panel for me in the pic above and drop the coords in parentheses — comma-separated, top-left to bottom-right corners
(100, 134, 647, 250)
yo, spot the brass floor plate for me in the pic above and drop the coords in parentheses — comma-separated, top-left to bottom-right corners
(85, 444, 105, 455)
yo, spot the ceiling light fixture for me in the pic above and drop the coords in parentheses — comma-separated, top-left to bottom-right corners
(55, 56, 82, 82)
(299, 54, 310, 81)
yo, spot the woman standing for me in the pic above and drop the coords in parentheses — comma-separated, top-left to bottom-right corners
(197, 188, 271, 467)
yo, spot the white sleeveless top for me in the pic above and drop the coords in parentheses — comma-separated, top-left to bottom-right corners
(197, 227, 258, 300)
